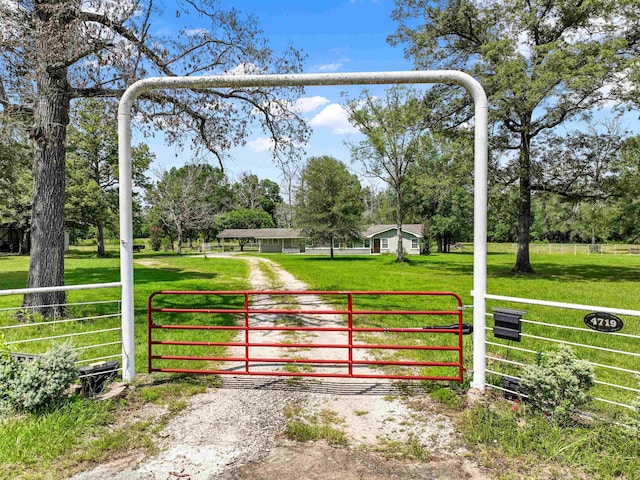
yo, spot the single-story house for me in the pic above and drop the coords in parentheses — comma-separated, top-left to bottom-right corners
(216, 224, 423, 255)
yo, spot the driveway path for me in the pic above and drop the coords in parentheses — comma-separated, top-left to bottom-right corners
(72, 255, 488, 480)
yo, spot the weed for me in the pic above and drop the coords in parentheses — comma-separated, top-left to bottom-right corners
(460, 399, 640, 479)
(285, 419, 348, 446)
(429, 387, 465, 410)
(284, 403, 348, 447)
(371, 434, 430, 461)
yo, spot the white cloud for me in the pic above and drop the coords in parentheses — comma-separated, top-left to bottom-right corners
(310, 58, 350, 73)
(182, 27, 208, 37)
(309, 104, 359, 135)
(226, 62, 267, 75)
(293, 96, 331, 113)
(247, 137, 275, 153)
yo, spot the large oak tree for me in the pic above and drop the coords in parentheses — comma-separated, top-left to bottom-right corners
(0, 0, 308, 316)
(390, 0, 640, 272)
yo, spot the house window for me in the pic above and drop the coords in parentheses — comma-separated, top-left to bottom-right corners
(411, 238, 419, 249)
(333, 238, 340, 248)
(381, 238, 389, 249)
(364, 240, 370, 248)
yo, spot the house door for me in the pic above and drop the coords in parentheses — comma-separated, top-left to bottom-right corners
(373, 239, 380, 253)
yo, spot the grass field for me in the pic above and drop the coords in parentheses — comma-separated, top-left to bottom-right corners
(0, 252, 250, 375)
(1, 250, 638, 407)
(1, 250, 639, 479)
(264, 252, 640, 410)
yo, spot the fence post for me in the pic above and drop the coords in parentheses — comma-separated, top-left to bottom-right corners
(245, 292, 250, 373)
(348, 293, 353, 377)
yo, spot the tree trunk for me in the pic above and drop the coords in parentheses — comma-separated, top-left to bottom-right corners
(330, 235, 334, 259)
(176, 230, 183, 254)
(22, 54, 70, 318)
(395, 187, 405, 262)
(96, 222, 105, 256)
(513, 132, 534, 273)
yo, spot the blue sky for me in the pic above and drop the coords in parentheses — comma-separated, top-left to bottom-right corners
(145, 0, 411, 185)
(144, 0, 636, 185)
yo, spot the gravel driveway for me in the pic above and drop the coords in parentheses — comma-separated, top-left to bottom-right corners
(72, 255, 488, 480)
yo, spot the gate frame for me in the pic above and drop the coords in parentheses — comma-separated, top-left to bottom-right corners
(147, 290, 466, 381)
(118, 71, 489, 386)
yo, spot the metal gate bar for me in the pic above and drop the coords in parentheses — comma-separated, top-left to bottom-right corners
(148, 290, 465, 382)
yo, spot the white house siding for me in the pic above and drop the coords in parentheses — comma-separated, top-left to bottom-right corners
(305, 247, 370, 255)
(371, 230, 420, 255)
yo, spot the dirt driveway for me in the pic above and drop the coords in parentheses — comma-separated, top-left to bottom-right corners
(72, 256, 488, 480)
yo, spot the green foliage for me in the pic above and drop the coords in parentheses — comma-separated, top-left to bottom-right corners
(0, 344, 78, 413)
(217, 208, 275, 230)
(429, 387, 464, 410)
(233, 172, 282, 222)
(346, 86, 431, 262)
(390, 0, 639, 272)
(66, 99, 153, 255)
(404, 134, 474, 251)
(146, 164, 229, 254)
(149, 227, 163, 251)
(520, 346, 595, 421)
(284, 404, 348, 447)
(461, 401, 640, 479)
(295, 156, 364, 259)
(0, 396, 116, 477)
(0, 120, 32, 252)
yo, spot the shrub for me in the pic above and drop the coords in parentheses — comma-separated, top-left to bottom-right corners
(519, 345, 594, 421)
(149, 227, 163, 251)
(0, 344, 78, 413)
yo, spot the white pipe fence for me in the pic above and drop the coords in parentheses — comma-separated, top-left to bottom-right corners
(0, 283, 123, 380)
(479, 293, 640, 410)
(466, 243, 640, 255)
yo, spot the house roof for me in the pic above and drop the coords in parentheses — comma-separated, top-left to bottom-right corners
(217, 228, 301, 239)
(363, 224, 423, 238)
(217, 224, 423, 239)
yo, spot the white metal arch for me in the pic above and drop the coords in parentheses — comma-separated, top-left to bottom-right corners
(118, 71, 489, 388)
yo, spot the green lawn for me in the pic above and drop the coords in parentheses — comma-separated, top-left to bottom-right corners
(264, 252, 640, 410)
(0, 254, 250, 374)
(1, 250, 638, 408)
(0, 250, 638, 479)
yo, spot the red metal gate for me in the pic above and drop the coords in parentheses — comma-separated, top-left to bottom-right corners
(147, 291, 466, 382)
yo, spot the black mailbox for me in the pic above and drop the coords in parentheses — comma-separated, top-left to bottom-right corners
(492, 307, 526, 342)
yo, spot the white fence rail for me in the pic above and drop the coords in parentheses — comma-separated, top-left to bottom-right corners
(480, 293, 640, 410)
(464, 243, 640, 255)
(0, 283, 123, 379)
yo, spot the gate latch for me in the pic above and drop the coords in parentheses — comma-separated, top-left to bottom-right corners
(423, 323, 473, 335)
